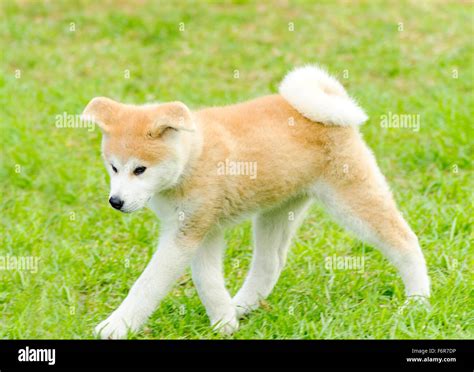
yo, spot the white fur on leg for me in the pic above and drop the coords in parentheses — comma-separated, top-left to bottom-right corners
(312, 181, 430, 300)
(389, 239, 430, 298)
(191, 233, 239, 335)
(233, 197, 310, 318)
(95, 232, 197, 339)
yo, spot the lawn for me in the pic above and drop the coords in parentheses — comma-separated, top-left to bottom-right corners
(0, 0, 472, 339)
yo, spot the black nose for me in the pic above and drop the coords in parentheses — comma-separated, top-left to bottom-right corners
(109, 196, 124, 210)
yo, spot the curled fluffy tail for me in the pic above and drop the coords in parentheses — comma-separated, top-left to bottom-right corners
(279, 65, 368, 126)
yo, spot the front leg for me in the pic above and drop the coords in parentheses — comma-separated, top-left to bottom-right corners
(95, 233, 199, 339)
(191, 232, 238, 335)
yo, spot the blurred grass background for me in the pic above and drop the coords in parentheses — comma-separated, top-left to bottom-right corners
(0, 0, 472, 339)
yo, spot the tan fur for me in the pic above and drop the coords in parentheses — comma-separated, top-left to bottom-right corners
(85, 94, 415, 248)
(84, 98, 193, 164)
(190, 95, 410, 247)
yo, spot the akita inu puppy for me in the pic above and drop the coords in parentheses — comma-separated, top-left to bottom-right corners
(83, 65, 430, 339)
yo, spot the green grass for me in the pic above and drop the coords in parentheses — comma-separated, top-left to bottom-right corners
(0, 0, 472, 339)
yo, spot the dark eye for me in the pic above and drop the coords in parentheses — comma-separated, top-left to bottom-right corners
(111, 164, 118, 173)
(133, 166, 147, 175)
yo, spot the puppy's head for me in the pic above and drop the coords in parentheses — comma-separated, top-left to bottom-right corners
(82, 97, 195, 213)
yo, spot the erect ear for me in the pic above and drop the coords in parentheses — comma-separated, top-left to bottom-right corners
(147, 102, 195, 139)
(81, 97, 120, 132)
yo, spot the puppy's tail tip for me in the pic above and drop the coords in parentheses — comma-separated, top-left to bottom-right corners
(279, 65, 368, 126)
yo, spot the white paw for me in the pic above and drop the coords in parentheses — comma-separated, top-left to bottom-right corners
(233, 297, 259, 318)
(95, 311, 136, 339)
(398, 295, 431, 314)
(211, 312, 239, 336)
(408, 295, 431, 307)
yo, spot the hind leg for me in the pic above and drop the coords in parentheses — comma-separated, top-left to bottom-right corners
(313, 157, 430, 298)
(233, 196, 311, 318)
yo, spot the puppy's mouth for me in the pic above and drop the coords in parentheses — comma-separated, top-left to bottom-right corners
(118, 208, 134, 214)
(117, 197, 152, 213)
(119, 205, 141, 214)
